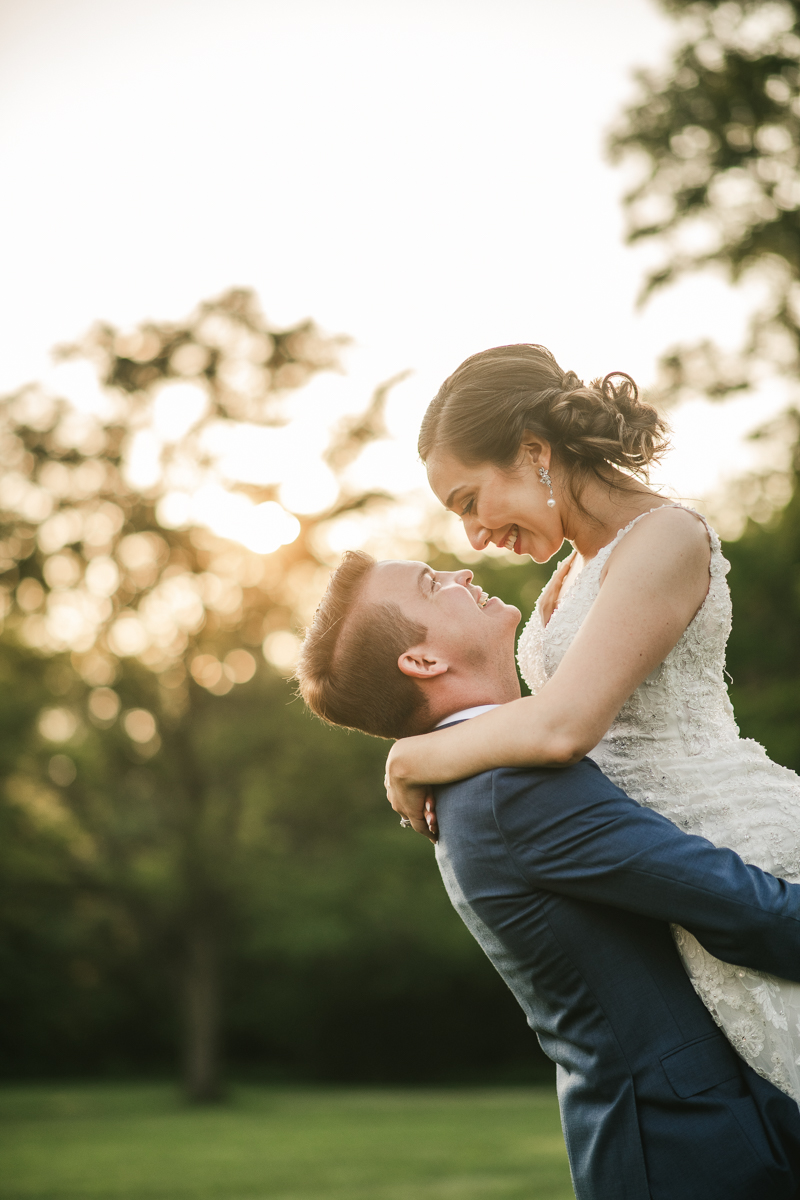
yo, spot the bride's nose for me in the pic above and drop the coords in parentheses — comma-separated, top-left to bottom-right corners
(464, 516, 492, 551)
(454, 569, 474, 587)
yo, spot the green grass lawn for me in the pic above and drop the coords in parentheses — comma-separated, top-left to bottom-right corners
(0, 1082, 573, 1200)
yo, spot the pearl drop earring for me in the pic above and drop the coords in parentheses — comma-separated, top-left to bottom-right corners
(539, 466, 556, 508)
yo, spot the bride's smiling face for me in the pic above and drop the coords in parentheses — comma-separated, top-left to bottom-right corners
(426, 442, 566, 564)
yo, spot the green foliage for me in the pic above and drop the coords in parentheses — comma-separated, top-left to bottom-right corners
(612, 1, 800, 289)
(0, 1082, 573, 1200)
(724, 430, 800, 768)
(611, 0, 800, 403)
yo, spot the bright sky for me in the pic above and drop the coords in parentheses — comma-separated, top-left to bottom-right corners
(0, 0, 787, 542)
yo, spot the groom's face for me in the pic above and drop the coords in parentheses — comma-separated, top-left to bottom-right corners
(359, 560, 520, 670)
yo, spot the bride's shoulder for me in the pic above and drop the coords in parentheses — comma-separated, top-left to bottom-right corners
(637, 503, 711, 537)
(605, 504, 712, 581)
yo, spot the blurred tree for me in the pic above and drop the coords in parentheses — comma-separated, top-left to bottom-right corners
(610, 0, 800, 421)
(0, 288, 400, 1100)
(0, 287, 557, 1096)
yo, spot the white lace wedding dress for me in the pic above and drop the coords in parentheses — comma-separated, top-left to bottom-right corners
(517, 505, 800, 1102)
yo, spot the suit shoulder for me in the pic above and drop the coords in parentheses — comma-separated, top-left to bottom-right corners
(491, 758, 603, 788)
(436, 769, 495, 800)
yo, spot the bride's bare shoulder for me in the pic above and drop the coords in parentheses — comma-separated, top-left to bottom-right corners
(604, 504, 712, 584)
(634, 503, 709, 532)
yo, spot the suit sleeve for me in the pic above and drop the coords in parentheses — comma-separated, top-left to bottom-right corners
(491, 760, 800, 982)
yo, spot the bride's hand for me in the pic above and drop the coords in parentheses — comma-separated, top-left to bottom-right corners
(385, 741, 438, 843)
(538, 551, 575, 626)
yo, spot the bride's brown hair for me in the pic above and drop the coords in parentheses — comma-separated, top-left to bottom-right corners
(418, 344, 669, 499)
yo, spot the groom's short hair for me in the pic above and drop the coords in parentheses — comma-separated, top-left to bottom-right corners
(296, 550, 431, 739)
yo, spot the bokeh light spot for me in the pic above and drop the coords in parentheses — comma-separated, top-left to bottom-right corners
(262, 630, 300, 674)
(224, 648, 256, 683)
(17, 578, 45, 611)
(85, 557, 120, 597)
(152, 381, 208, 442)
(279, 466, 338, 514)
(124, 709, 157, 743)
(88, 687, 120, 724)
(44, 553, 82, 590)
(108, 614, 150, 657)
(48, 754, 77, 787)
(39, 707, 79, 743)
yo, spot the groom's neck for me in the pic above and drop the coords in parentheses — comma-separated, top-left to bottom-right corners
(427, 676, 521, 731)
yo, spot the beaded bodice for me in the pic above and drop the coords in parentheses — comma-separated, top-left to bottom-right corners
(517, 507, 740, 784)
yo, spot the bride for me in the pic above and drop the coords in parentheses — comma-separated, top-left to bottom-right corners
(385, 342, 800, 1102)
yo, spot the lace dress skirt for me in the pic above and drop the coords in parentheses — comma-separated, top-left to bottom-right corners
(592, 729, 800, 1103)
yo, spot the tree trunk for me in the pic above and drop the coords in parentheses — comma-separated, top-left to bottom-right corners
(182, 925, 222, 1102)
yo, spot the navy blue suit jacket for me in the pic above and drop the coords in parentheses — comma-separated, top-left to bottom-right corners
(434, 756, 800, 1200)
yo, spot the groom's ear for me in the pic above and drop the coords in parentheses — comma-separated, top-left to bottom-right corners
(397, 647, 449, 681)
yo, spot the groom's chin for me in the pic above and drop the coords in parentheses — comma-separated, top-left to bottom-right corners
(495, 601, 522, 627)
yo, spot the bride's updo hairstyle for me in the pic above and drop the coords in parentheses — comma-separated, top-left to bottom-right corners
(418, 344, 669, 507)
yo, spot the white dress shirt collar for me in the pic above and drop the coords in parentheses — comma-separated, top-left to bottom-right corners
(435, 704, 501, 728)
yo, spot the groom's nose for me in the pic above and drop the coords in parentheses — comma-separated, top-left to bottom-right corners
(453, 570, 473, 587)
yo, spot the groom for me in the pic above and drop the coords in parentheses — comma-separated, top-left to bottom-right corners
(296, 552, 800, 1200)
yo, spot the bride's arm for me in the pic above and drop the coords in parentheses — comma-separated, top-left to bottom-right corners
(387, 507, 711, 834)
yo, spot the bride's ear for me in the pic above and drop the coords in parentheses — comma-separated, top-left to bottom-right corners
(519, 433, 551, 471)
(397, 648, 449, 680)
